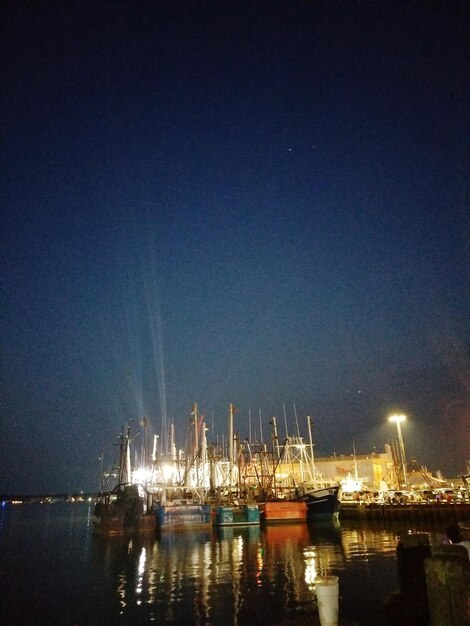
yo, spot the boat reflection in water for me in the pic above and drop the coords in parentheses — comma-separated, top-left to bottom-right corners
(92, 520, 349, 625)
(92, 513, 416, 625)
(2, 503, 437, 625)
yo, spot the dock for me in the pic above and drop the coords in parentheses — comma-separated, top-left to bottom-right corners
(339, 502, 470, 523)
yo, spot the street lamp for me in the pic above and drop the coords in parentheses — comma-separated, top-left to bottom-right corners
(388, 414, 408, 490)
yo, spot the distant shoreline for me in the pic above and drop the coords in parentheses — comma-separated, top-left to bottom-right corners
(1, 493, 95, 504)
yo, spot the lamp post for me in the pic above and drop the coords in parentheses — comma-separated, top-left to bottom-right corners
(389, 414, 408, 490)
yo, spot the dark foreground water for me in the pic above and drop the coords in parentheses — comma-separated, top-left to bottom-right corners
(0, 503, 449, 626)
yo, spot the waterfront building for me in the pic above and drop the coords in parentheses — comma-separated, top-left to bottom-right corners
(314, 445, 396, 490)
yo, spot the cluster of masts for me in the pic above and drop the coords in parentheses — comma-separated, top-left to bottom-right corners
(102, 403, 331, 499)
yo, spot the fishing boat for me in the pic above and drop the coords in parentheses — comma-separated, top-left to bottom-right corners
(151, 454, 214, 529)
(151, 405, 214, 531)
(208, 405, 262, 526)
(258, 500, 307, 523)
(93, 428, 155, 535)
(237, 431, 308, 523)
(93, 484, 155, 535)
(154, 496, 212, 530)
(295, 484, 341, 521)
(153, 483, 212, 531)
(213, 503, 260, 526)
(262, 416, 341, 522)
(92, 488, 125, 536)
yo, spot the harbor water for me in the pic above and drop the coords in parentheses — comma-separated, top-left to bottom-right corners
(0, 502, 452, 625)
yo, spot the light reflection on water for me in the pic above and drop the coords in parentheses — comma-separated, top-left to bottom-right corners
(0, 503, 448, 625)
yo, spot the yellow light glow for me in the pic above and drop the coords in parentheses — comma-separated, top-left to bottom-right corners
(388, 414, 406, 424)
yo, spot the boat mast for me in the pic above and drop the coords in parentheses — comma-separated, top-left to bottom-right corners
(151, 433, 159, 484)
(199, 420, 209, 497)
(228, 403, 236, 486)
(98, 452, 104, 493)
(306, 416, 317, 482)
(353, 440, 359, 480)
(141, 416, 148, 470)
(192, 403, 199, 460)
(152, 434, 158, 462)
(293, 403, 301, 437)
(283, 404, 288, 439)
(170, 422, 177, 461)
(248, 408, 252, 444)
(270, 416, 280, 460)
(117, 427, 132, 486)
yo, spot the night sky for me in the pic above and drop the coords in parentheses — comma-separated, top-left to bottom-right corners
(1, 1, 468, 494)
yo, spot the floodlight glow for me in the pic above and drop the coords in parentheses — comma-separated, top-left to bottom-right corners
(388, 414, 408, 490)
(389, 414, 406, 424)
(132, 467, 153, 484)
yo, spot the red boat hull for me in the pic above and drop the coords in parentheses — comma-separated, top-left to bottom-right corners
(259, 501, 307, 523)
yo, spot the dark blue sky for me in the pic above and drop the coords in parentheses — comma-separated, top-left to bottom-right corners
(1, 1, 468, 493)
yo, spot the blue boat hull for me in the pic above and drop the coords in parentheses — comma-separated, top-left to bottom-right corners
(155, 502, 212, 530)
(213, 505, 260, 526)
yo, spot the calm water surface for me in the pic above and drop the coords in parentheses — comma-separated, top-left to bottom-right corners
(0, 503, 447, 626)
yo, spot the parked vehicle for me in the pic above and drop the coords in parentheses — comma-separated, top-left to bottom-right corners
(435, 488, 459, 503)
(385, 490, 413, 504)
(416, 489, 436, 503)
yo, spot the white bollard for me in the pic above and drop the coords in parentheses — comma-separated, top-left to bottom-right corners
(315, 575, 339, 626)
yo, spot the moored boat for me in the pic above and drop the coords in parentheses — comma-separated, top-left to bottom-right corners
(93, 484, 156, 535)
(154, 499, 212, 530)
(213, 504, 260, 526)
(92, 490, 125, 536)
(296, 484, 341, 521)
(266, 417, 341, 522)
(151, 405, 214, 531)
(259, 500, 307, 523)
(93, 428, 155, 536)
